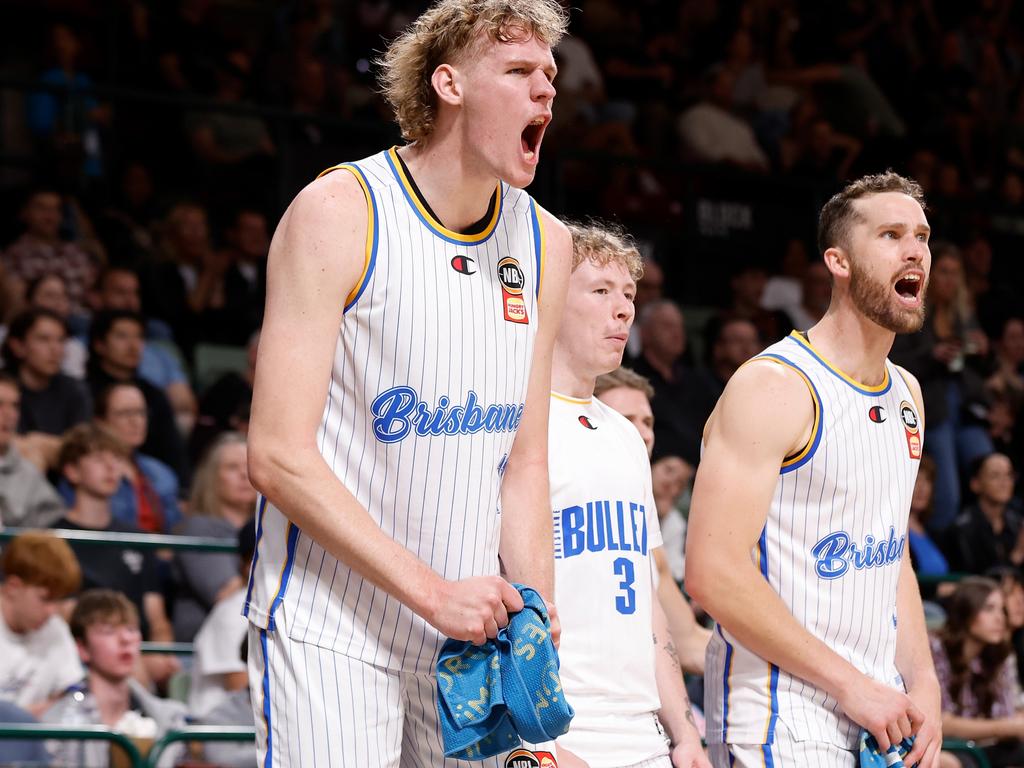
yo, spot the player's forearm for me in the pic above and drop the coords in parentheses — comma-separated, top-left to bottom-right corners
(498, 455, 553, 598)
(248, 440, 445, 616)
(653, 601, 702, 750)
(655, 549, 710, 674)
(687, 556, 860, 699)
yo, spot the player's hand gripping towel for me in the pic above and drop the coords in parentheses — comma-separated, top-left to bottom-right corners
(436, 585, 574, 759)
(859, 731, 916, 767)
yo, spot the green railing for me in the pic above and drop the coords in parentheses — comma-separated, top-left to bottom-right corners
(943, 738, 992, 768)
(0, 527, 238, 553)
(147, 725, 256, 768)
(0, 723, 144, 767)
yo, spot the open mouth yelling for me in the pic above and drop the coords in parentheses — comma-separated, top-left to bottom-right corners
(521, 116, 547, 164)
(893, 272, 923, 306)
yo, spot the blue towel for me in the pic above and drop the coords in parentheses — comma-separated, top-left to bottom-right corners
(859, 730, 916, 767)
(436, 585, 574, 759)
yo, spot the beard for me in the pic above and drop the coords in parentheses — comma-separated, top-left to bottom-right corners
(848, 259, 927, 334)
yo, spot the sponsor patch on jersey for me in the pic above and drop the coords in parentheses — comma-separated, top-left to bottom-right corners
(504, 749, 556, 768)
(899, 401, 919, 433)
(868, 405, 887, 423)
(498, 256, 529, 324)
(451, 255, 476, 275)
(578, 415, 597, 430)
(504, 294, 529, 323)
(497, 257, 525, 295)
(899, 400, 922, 459)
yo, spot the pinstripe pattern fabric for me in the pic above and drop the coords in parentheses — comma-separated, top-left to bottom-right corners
(248, 616, 512, 767)
(704, 332, 921, 751)
(707, 739, 857, 767)
(245, 147, 543, 679)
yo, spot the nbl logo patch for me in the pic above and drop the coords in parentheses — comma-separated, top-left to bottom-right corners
(505, 749, 557, 768)
(899, 400, 921, 459)
(497, 256, 529, 324)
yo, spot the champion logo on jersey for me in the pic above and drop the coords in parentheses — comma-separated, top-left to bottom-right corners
(370, 387, 525, 443)
(505, 749, 557, 768)
(578, 415, 597, 430)
(868, 405, 887, 423)
(450, 255, 476, 275)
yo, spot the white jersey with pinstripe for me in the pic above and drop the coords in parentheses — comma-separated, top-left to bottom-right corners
(244, 146, 545, 675)
(704, 331, 922, 753)
(548, 392, 668, 767)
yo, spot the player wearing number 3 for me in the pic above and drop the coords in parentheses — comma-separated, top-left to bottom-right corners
(543, 223, 708, 768)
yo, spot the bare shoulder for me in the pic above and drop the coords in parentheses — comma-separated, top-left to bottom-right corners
(892, 363, 925, 427)
(705, 357, 815, 458)
(534, 205, 571, 313)
(265, 169, 370, 298)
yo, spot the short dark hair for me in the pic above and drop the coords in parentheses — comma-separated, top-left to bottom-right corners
(70, 589, 139, 641)
(817, 171, 926, 255)
(94, 381, 144, 419)
(58, 422, 130, 473)
(0, 307, 67, 371)
(88, 309, 145, 349)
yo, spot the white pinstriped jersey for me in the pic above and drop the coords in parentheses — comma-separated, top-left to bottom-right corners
(704, 331, 922, 749)
(549, 393, 667, 766)
(244, 147, 545, 673)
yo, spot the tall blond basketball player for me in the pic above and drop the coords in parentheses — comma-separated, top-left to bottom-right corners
(687, 172, 943, 768)
(544, 223, 708, 768)
(243, 2, 572, 765)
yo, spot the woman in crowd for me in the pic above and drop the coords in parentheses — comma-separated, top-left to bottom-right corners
(24, 273, 88, 378)
(172, 432, 256, 642)
(59, 381, 182, 533)
(931, 576, 1024, 767)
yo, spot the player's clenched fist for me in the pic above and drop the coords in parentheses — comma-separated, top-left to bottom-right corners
(426, 576, 525, 646)
(837, 674, 924, 751)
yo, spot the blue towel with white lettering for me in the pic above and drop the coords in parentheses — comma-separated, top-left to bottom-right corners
(859, 731, 916, 767)
(436, 585, 574, 759)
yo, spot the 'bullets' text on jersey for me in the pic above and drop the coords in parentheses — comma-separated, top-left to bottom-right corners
(704, 331, 921, 750)
(244, 147, 544, 673)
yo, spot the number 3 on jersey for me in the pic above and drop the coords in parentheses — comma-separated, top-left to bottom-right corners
(613, 557, 636, 614)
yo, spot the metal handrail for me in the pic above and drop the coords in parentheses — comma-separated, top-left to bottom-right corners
(140, 642, 194, 656)
(0, 527, 238, 553)
(0, 722, 144, 768)
(146, 725, 256, 768)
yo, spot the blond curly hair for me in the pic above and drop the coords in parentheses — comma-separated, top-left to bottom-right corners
(378, 0, 568, 142)
(567, 220, 644, 282)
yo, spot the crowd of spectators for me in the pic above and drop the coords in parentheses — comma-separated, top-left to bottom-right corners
(1, 0, 1024, 764)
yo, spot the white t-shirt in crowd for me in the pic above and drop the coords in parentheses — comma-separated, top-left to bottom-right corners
(0, 601, 83, 710)
(189, 588, 247, 717)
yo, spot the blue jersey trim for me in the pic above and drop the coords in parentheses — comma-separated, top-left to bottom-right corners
(529, 198, 544, 300)
(718, 623, 734, 742)
(242, 496, 268, 618)
(786, 333, 892, 397)
(757, 353, 824, 474)
(385, 148, 503, 246)
(260, 629, 273, 768)
(267, 522, 301, 631)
